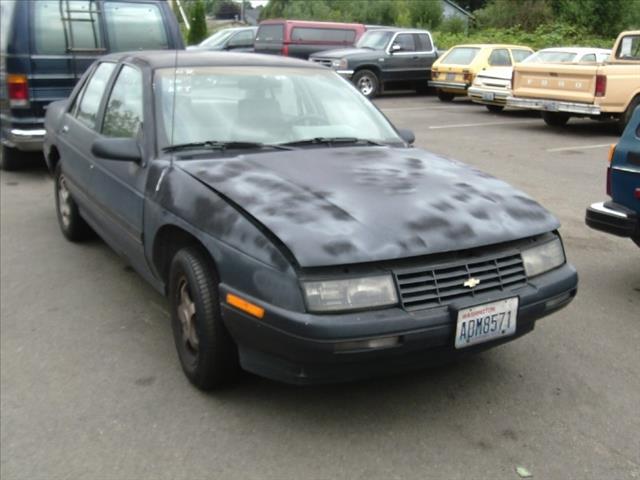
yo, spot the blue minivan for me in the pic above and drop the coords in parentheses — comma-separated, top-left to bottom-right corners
(0, 0, 183, 170)
(586, 107, 640, 247)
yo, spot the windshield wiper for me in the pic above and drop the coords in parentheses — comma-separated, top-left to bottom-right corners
(278, 137, 386, 148)
(162, 141, 292, 153)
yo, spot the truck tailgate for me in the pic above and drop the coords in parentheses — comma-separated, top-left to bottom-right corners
(513, 64, 599, 103)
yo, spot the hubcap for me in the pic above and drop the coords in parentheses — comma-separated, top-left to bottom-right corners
(58, 175, 72, 228)
(358, 76, 374, 96)
(177, 278, 199, 354)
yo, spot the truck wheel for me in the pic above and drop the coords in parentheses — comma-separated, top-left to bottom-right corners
(486, 105, 504, 113)
(352, 69, 380, 99)
(542, 112, 570, 127)
(54, 163, 93, 241)
(0, 145, 22, 171)
(169, 247, 239, 390)
(437, 90, 455, 102)
(617, 96, 639, 134)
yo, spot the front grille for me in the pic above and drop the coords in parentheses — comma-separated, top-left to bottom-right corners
(310, 58, 333, 68)
(394, 252, 527, 311)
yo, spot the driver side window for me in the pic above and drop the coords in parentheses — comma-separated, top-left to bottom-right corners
(395, 34, 416, 52)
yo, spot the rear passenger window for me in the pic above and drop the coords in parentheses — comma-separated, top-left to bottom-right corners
(579, 54, 596, 63)
(290, 28, 356, 43)
(104, 2, 169, 52)
(416, 34, 433, 52)
(512, 49, 532, 63)
(489, 49, 512, 66)
(256, 25, 284, 43)
(76, 62, 116, 129)
(102, 66, 143, 137)
(33, 0, 104, 54)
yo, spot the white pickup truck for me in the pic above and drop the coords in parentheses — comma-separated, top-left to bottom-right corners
(508, 31, 640, 131)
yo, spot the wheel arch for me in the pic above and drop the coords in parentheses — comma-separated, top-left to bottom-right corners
(46, 144, 60, 175)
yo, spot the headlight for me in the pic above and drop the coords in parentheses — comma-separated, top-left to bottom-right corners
(473, 77, 484, 87)
(302, 275, 398, 312)
(521, 237, 565, 277)
(331, 58, 348, 69)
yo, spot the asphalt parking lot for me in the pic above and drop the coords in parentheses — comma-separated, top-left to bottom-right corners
(1, 94, 639, 480)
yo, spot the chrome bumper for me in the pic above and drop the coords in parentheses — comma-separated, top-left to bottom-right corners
(468, 86, 510, 105)
(506, 97, 601, 116)
(428, 80, 468, 91)
(336, 69, 354, 78)
(3, 128, 46, 151)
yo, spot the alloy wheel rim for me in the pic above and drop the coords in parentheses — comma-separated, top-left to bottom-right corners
(177, 278, 199, 358)
(58, 176, 72, 228)
(358, 76, 374, 96)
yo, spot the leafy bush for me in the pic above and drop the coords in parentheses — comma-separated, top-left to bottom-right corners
(187, 0, 208, 45)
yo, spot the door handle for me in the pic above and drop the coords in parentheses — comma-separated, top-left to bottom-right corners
(61, 125, 69, 134)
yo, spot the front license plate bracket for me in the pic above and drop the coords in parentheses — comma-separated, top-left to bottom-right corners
(454, 297, 519, 349)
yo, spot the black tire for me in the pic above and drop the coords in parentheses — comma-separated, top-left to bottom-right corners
(169, 247, 239, 390)
(0, 145, 23, 171)
(352, 69, 380, 99)
(437, 89, 455, 102)
(617, 96, 639, 134)
(542, 111, 570, 127)
(54, 163, 93, 241)
(486, 104, 504, 113)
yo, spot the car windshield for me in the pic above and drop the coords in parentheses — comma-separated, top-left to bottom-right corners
(155, 66, 402, 150)
(524, 51, 578, 63)
(199, 29, 234, 48)
(357, 30, 393, 50)
(440, 47, 481, 65)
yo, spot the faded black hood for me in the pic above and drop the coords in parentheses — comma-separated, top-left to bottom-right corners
(180, 147, 559, 267)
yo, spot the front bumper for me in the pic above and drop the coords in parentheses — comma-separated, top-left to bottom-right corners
(220, 263, 578, 385)
(468, 86, 510, 106)
(586, 201, 639, 239)
(506, 97, 601, 116)
(428, 80, 469, 92)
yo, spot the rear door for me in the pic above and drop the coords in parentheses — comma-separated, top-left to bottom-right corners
(414, 32, 437, 81)
(254, 23, 284, 55)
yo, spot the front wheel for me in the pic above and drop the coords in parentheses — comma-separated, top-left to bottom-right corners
(169, 247, 239, 390)
(617, 96, 639, 134)
(437, 89, 455, 102)
(486, 105, 504, 113)
(352, 69, 380, 99)
(542, 112, 570, 127)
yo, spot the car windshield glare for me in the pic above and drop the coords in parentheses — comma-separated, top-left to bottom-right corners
(199, 29, 234, 48)
(357, 31, 393, 50)
(440, 47, 481, 65)
(524, 51, 577, 63)
(155, 66, 402, 150)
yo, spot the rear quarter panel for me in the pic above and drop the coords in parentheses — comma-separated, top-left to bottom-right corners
(598, 63, 640, 112)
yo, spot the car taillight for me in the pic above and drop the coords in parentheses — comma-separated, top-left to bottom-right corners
(606, 144, 615, 196)
(595, 74, 607, 97)
(635, 188, 640, 200)
(7, 74, 29, 107)
(281, 44, 289, 56)
(463, 70, 472, 83)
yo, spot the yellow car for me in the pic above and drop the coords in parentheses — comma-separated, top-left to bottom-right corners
(429, 44, 533, 102)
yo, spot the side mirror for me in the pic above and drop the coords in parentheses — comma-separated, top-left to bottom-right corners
(397, 128, 415, 145)
(391, 43, 402, 53)
(92, 137, 141, 162)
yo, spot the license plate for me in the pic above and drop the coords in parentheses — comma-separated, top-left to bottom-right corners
(482, 92, 495, 101)
(446, 73, 456, 81)
(454, 298, 518, 349)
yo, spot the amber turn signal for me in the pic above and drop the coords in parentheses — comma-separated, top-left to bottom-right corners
(226, 293, 265, 319)
(607, 144, 616, 164)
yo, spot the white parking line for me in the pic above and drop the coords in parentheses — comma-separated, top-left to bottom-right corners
(428, 120, 539, 129)
(546, 143, 612, 153)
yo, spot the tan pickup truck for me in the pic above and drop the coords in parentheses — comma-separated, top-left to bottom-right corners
(508, 31, 640, 131)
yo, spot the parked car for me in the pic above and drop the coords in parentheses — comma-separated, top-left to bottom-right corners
(254, 19, 366, 59)
(0, 0, 183, 170)
(44, 51, 578, 389)
(585, 106, 640, 246)
(187, 26, 257, 52)
(468, 48, 611, 112)
(309, 28, 438, 99)
(508, 31, 640, 131)
(429, 44, 534, 102)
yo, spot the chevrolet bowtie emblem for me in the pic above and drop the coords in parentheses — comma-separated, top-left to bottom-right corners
(463, 277, 481, 288)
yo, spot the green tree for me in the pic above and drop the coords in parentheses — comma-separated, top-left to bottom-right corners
(187, 0, 208, 45)
(551, 0, 640, 37)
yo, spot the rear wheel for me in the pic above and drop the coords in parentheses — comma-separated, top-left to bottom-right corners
(437, 89, 455, 102)
(54, 163, 93, 241)
(352, 69, 380, 99)
(486, 105, 504, 113)
(169, 247, 239, 390)
(0, 145, 22, 171)
(542, 112, 570, 128)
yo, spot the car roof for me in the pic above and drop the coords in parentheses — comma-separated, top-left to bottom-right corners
(259, 19, 364, 28)
(450, 44, 533, 49)
(365, 27, 431, 34)
(537, 47, 611, 54)
(100, 50, 324, 70)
